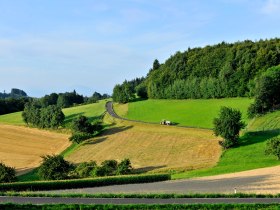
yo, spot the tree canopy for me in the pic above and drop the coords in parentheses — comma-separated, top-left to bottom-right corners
(213, 107, 245, 149)
(248, 65, 280, 117)
(114, 38, 280, 101)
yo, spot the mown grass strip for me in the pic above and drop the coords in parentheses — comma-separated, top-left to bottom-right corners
(0, 174, 170, 191)
(1, 203, 279, 210)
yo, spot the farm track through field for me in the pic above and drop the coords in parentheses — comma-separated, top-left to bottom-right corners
(106, 102, 212, 130)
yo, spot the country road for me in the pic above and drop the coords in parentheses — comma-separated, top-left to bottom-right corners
(40, 165, 280, 194)
(1, 196, 280, 204)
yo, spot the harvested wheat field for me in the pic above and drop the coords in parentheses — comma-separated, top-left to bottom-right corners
(66, 114, 222, 172)
(0, 124, 70, 174)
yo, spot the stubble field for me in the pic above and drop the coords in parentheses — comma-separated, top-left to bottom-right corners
(0, 124, 70, 174)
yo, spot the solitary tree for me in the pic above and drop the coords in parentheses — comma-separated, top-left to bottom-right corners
(213, 107, 245, 149)
(265, 136, 280, 160)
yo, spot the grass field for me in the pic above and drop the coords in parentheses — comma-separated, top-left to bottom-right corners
(66, 114, 222, 173)
(114, 98, 253, 129)
(63, 100, 107, 127)
(0, 111, 24, 125)
(247, 110, 280, 132)
(0, 124, 70, 174)
(0, 100, 108, 126)
(173, 110, 280, 179)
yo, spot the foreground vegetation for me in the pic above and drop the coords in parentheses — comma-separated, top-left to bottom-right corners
(115, 98, 252, 128)
(1, 203, 279, 210)
(0, 174, 170, 191)
(3, 192, 280, 198)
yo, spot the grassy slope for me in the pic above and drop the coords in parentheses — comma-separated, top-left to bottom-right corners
(114, 98, 280, 178)
(0, 111, 24, 125)
(0, 101, 107, 181)
(0, 100, 107, 126)
(173, 110, 280, 179)
(116, 98, 252, 129)
(63, 100, 107, 127)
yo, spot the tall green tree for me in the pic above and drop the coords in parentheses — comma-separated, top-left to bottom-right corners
(248, 65, 280, 117)
(213, 107, 245, 149)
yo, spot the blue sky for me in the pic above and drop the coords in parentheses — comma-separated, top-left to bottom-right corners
(0, 0, 280, 97)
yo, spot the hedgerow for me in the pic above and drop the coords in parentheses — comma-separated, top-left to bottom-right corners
(0, 173, 170, 191)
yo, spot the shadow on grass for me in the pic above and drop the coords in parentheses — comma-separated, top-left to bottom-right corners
(17, 168, 40, 182)
(63, 112, 85, 125)
(87, 115, 103, 123)
(133, 165, 167, 173)
(239, 129, 280, 147)
(103, 125, 133, 136)
(130, 98, 148, 103)
(83, 137, 108, 145)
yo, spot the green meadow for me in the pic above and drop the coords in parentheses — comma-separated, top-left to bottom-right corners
(173, 110, 280, 179)
(0, 100, 107, 127)
(120, 98, 253, 129)
(0, 111, 24, 125)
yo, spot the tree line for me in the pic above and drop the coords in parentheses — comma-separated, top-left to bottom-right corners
(0, 98, 29, 115)
(22, 102, 65, 129)
(113, 38, 280, 102)
(0, 90, 110, 116)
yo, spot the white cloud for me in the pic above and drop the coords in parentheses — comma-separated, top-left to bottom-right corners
(261, 0, 280, 15)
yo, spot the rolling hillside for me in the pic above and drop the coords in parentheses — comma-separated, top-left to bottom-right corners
(0, 124, 70, 174)
(0, 100, 107, 175)
(173, 109, 280, 179)
(114, 98, 252, 128)
(66, 114, 222, 173)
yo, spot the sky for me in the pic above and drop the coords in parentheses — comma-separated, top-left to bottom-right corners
(0, 0, 280, 97)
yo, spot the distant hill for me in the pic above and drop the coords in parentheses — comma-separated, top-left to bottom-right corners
(0, 88, 28, 99)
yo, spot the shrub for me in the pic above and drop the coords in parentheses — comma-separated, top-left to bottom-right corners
(69, 132, 93, 144)
(73, 161, 97, 178)
(0, 162, 16, 183)
(91, 160, 118, 177)
(265, 136, 280, 160)
(72, 115, 94, 134)
(38, 155, 74, 180)
(69, 116, 103, 144)
(116, 158, 133, 175)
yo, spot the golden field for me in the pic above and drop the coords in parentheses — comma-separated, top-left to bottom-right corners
(0, 124, 70, 174)
(66, 114, 222, 173)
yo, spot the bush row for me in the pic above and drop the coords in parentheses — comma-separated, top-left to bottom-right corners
(1, 203, 279, 210)
(0, 173, 170, 191)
